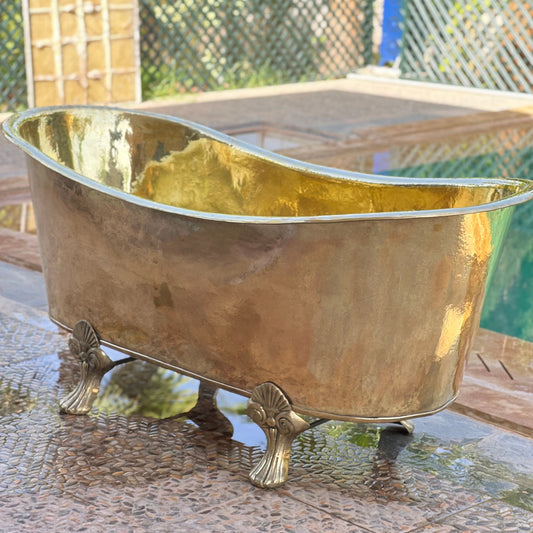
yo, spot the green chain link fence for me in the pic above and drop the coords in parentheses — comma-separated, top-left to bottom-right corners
(401, 0, 533, 93)
(3, 1, 533, 109)
(0, 1, 27, 111)
(139, 0, 375, 99)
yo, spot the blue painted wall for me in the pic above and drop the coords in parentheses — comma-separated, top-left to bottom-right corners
(379, 0, 404, 65)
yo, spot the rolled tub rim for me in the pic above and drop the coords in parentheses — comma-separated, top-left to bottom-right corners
(4, 104, 533, 224)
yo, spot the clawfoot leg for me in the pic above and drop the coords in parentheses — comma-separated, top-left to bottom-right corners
(186, 381, 234, 438)
(247, 382, 310, 489)
(59, 320, 134, 414)
(394, 420, 414, 434)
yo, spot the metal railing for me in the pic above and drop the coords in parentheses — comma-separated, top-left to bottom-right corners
(400, 0, 533, 93)
(0, 1, 27, 111)
(139, 0, 375, 98)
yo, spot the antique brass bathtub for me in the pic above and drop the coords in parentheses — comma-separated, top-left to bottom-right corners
(4, 106, 533, 488)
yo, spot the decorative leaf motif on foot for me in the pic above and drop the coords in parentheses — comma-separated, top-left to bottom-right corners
(247, 382, 309, 489)
(59, 320, 114, 415)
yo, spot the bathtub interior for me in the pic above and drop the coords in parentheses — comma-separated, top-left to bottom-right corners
(18, 108, 527, 217)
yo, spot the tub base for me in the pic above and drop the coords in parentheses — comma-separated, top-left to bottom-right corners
(60, 319, 414, 488)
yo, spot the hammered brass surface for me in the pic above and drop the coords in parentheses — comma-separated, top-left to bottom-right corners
(4, 106, 533, 422)
(130, 137, 517, 217)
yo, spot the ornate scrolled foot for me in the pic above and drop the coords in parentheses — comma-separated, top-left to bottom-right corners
(247, 382, 310, 489)
(187, 381, 234, 438)
(59, 320, 115, 415)
(394, 420, 414, 434)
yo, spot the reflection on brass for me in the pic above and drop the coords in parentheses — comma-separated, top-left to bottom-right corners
(247, 382, 310, 488)
(59, 320, 115, 415)
(4, 106, 533, 486)
(6, 106, 532, 219)
(186, 382, 233, 438)
(133, 136, 506, 217)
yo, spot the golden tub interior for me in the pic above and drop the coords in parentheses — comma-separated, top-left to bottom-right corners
(18, 108, 526, 217)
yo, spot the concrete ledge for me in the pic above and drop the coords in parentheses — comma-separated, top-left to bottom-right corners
(132, 76, 533, 113)
(0, 228, 41, 272)
(452, 329, 533, 439)
(347, 73, 533, 111)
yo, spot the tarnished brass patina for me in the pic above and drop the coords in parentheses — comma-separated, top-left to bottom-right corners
(59, 320, 135, 414)
(4, 105, 533, 487)
(247, 382, 310, 488)
(59, 320, 115, 414)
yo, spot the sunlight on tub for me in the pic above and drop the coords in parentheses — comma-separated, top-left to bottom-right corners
(20, 110, 520, 218)
(130, 137, 512, 217)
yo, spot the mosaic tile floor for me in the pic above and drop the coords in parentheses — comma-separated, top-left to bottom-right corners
(0, 263, 532, 532)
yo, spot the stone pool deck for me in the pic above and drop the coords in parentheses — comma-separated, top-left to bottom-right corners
(0, 78, 532, 531)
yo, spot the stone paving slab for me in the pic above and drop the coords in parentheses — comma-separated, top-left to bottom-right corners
(0, 276, 532, 532)
(144, 89, 477, 139)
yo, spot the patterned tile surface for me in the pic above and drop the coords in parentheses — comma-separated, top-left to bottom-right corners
(0, 285, 532, 532)
(434, 499, 533, 532)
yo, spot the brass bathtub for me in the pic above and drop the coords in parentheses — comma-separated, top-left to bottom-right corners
(4, 106, 533, 488)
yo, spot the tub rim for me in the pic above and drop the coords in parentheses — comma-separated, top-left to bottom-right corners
(4, 104, 533, 224)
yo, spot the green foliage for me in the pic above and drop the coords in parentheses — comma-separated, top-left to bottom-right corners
(94, 362, 198, 419)
(0, 1, 27, 111)
(401, 0, 533, 93)
(322, 422, 381, 448)
(402, 434, 533, 512)
(435, 0, 501, 85)
(0, 205, 23, 232)
(139, 0, 369, 99)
